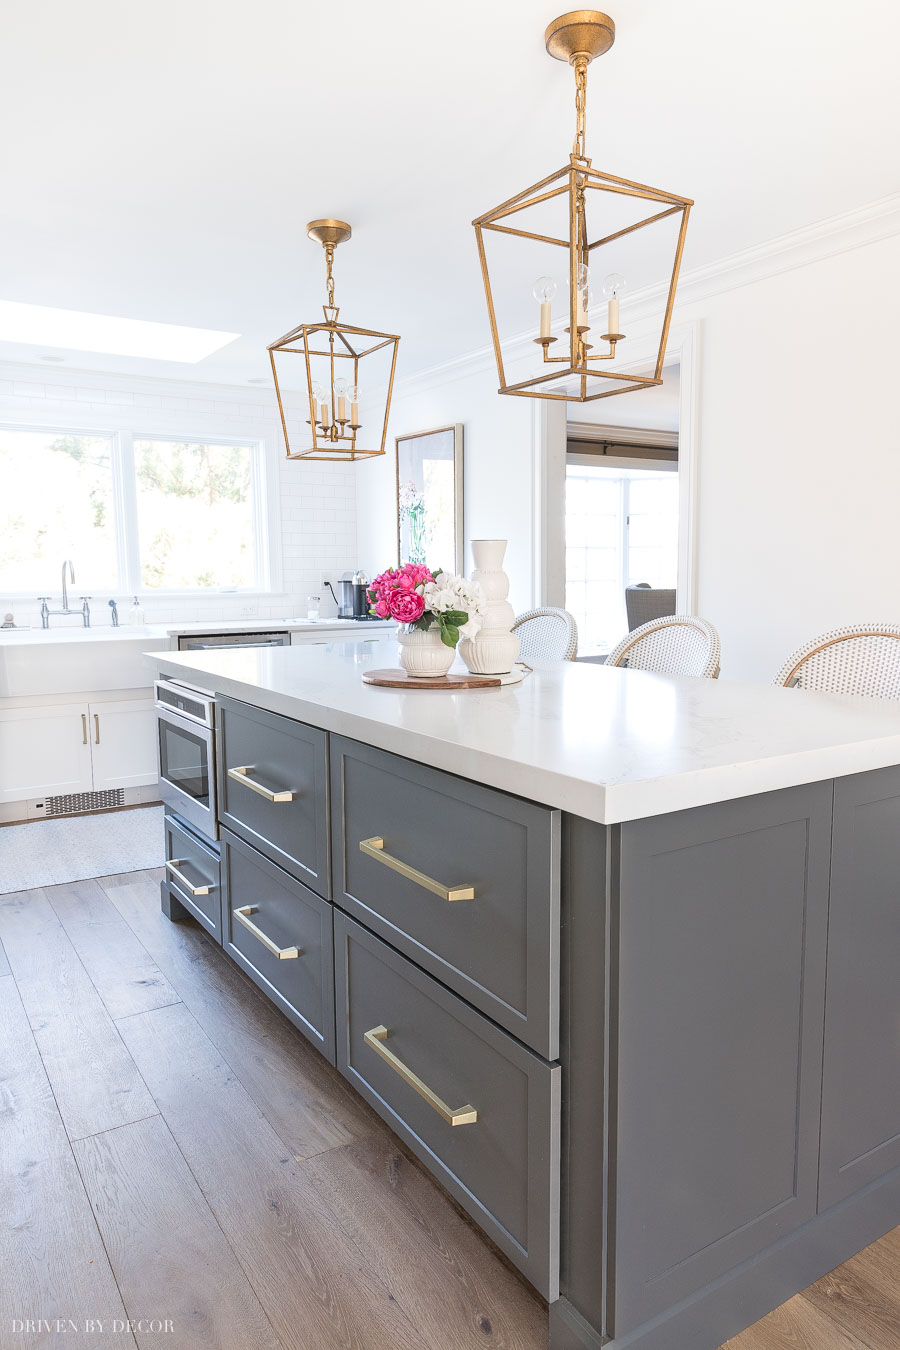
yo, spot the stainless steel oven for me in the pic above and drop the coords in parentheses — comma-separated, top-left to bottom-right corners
(154, 677, 218, 840)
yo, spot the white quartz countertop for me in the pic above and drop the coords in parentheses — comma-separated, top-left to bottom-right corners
(0, 617, 392, 645)
(153, 638, 900, 825)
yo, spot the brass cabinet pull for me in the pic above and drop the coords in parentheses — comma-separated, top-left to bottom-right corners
(81, 713, 88, 745)
(233, 905, 300, 959)
(94, 713, 100, 745)
(165, 858, 214, 897)
(227, 766, 296, 803)
(363, 1025, 478, 1126)
(359, 838, 475, 902)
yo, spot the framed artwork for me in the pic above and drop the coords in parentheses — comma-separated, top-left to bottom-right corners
(395, 424, 464, 573)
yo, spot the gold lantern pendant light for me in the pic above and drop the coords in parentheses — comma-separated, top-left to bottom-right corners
(473, 10, 692, 404)
(268, 220, 400, 461)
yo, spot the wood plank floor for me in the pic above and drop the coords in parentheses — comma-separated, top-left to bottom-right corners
(0, 867, 897, 1350)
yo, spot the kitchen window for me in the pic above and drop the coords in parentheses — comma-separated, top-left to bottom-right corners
(0, 425, 273, 595)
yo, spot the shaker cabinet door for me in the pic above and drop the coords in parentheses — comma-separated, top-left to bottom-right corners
(89, 698, 158, 791)
(819, 766, 900, 1210)
(610, 782, 832, 1337)
(0, 702, 93, 803)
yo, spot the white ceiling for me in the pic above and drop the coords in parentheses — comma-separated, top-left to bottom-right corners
(1, 0, 898, 387)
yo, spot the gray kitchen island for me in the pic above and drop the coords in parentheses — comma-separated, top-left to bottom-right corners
(153, 638, 900, 1350)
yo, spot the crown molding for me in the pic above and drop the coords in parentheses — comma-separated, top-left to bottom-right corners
(396, 190, 900, 399)
(567, 421, 678, 449)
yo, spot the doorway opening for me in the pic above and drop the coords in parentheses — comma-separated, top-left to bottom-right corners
(564, 363, 680, 659)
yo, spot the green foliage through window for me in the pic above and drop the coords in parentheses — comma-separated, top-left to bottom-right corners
(0, 428, 261, 594)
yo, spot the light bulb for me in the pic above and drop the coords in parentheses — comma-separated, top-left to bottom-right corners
(602, 273, 626, 299)
(311, 381, 327, 403)
(348, 385, 360, 403)
(333, 377, 350, 397)
(571, 262, 590, 293)
(532, 276, 557, 304)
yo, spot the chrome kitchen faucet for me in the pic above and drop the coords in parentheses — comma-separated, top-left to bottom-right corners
(38, 559, 91, 628)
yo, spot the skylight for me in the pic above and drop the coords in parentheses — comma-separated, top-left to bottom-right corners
(0, 301, 239, 363)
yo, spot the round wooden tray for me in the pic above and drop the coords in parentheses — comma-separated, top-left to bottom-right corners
(362, 668, 502, 690)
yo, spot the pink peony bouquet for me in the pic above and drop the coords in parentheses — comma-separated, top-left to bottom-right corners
(368, 562, 486, 648)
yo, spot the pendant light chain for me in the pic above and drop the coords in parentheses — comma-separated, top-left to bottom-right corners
(572, 56, 588, 161)
(324, 243, 337, 309)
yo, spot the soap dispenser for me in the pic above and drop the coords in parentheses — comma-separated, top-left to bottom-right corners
(128, 595, 145, 626)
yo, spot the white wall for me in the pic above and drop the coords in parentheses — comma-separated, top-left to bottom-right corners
(363, 228, 900, 682)
(356, 359, 544, 617)
(684, 231, 900, 681)
(0, 362, 357, 626)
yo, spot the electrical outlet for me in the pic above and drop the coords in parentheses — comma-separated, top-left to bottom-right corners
(238, 605, 254, 617)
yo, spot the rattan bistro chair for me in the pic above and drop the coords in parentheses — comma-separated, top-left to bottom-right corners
(773, 624, 900, 696)
(511, 607, 578, 661)
(606, 615, 721, 678)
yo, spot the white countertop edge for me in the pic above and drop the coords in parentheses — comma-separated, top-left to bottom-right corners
(598, 737, 900, 824)
(0, 618, 393, 646)
(152, 653, 900, 826)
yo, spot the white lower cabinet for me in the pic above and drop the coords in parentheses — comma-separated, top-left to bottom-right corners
(0, 695, 157, 805)
(0, 703, 94, 802)
(89, 698, 158, 791)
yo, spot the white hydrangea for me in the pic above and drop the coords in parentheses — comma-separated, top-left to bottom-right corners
(421, 571, 486, 637)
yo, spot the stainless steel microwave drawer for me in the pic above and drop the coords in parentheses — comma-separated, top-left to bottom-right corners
(163, 811, 222, 941)
(334, 910, 560, 1300)
(221, 828, 335, 1062)
(217, 696, 329, 899)
(331, 735, 560, 1059)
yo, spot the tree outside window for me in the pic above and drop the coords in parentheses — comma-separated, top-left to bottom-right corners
(0, 426, 265, 595)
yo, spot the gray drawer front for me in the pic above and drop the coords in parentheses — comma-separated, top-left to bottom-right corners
(332, 736, 560, 1059)
(163, 811, 222, 941)
(221, 828, 335, 1062)
(334, 910, 560, 1299)
(217, 696, 329, 898)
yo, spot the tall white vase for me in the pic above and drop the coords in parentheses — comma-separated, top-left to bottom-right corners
(459, 539, 520, 675)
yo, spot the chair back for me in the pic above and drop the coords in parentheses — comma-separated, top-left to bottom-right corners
(773, 624, 900, 696)
(511, 607, 578, 661)
(606, 615, 721, 678)
(625, 585, 676, 631)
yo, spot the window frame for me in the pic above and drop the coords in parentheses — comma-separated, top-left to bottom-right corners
(0, 419, 280, 599)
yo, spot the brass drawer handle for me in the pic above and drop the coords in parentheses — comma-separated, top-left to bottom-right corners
(228, 766, 297, 803)
(359, 837, 475, 902)
(165, 858, 214, 897)
(364, 1025, 477, 1127)
(233, 905, 300, 959)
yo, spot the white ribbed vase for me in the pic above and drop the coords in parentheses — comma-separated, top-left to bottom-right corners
(397, 624, 455, 678)
(459, 539, 520, 675)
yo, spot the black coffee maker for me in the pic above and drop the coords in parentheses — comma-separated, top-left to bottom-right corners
(338, 570, 370, 619)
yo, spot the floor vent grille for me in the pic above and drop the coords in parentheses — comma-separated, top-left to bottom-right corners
(43, 789, 126, 817)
